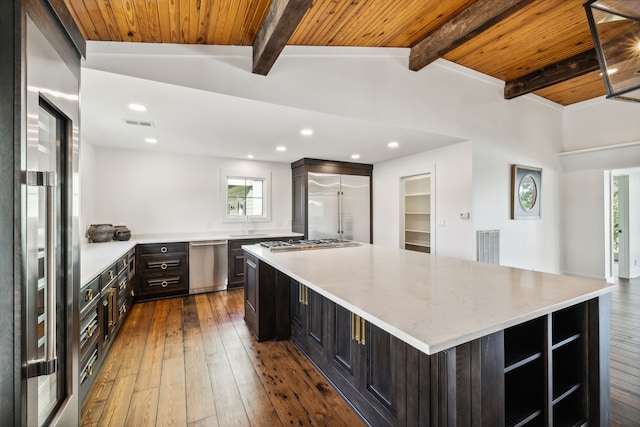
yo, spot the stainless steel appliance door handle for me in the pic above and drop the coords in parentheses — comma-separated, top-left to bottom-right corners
(190, 241, 226, 247)
(337, 191, 342, 235)
(26, 171, 58, 377)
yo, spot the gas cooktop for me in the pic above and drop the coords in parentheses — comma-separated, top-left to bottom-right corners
(258, 239, 362, 252)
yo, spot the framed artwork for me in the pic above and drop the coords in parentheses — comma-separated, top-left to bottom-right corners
(511, 164, 542, 219)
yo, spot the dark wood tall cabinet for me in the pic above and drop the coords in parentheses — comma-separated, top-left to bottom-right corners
(291, 158, 373, 241)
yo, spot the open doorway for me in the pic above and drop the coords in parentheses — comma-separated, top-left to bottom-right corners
(610, 168, 640, 280)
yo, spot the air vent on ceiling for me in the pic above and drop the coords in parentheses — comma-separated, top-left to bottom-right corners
(124, 119, 155, 127)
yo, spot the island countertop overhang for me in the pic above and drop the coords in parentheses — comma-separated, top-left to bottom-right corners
(243, 243, 615, 355)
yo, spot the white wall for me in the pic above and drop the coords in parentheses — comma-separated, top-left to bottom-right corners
(80, 140, 98, 237)
(83, 43, 568, 273)
(82, 146, 291, 237)
(84, 43, 640, 276)
(561, 170, 608, 279)
(629, 170, 640, 278)
(560, 98, 640, 279)
(374, 142, 473, 259)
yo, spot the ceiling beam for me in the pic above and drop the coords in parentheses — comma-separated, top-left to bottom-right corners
(504, 49, 600, 99)
(409, 0, 535, 72)
(252, 0, 312, 75)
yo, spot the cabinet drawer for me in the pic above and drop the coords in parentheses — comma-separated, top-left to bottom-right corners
(138, 274, 188, 297)
(80, 275, 100, 313)
(138, 242, 187, 255)
(80, 301, 99, 356)
(101, 263, 118, 288)
(116, 270, 129, 292)
(139, 254, 187, 274)
(80, 344, 99, 386)
(116, 254, 129, 273)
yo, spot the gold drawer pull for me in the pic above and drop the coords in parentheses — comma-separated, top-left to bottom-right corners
(87, 363, 93, 376)
(360, 317, 366, 346)
(122, 259, 127, 267)
(120, 279, 127, 289)
(160, 246, 167, 253)
(86, 289, 93, 301)
(130, 289, 135, 297)
(161, 281, 168, 288)
(109, 271, 114, 280)
(161, 263, 168, 270)
(87, 325, 94, 337)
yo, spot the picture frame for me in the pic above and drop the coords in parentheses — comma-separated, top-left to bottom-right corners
(511, 164, 542, 219)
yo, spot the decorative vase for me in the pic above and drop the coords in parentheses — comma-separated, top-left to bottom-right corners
(113, 225, 132, 241)
(87, 224, 115, 243)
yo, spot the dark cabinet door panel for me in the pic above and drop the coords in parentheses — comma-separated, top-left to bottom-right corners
(363, 323, 406, 418)
(330, 303, 359, 381)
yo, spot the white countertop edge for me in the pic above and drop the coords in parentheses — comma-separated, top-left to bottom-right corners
(243, 244, 615, 355)
(81, 230, 301, 285)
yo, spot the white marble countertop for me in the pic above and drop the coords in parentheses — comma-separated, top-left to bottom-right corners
(80, 230, 301, 286)
(243, 243, 615, 355)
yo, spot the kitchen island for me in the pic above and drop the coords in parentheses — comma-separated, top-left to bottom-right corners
(242, 243, 614, 426)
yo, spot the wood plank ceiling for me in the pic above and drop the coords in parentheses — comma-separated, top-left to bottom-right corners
(63, 0, 610, 106)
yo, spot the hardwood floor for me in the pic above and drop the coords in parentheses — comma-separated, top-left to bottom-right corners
(80, 289, 365, 427)
(610, 276, 640, 426)
(83, 280, 640, 426)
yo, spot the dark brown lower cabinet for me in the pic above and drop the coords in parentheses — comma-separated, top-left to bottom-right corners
(244, 252, 290, 341)
(249, 258, 610, 426)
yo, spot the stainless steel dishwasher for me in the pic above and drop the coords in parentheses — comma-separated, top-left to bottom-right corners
(189, 240, 228, 293)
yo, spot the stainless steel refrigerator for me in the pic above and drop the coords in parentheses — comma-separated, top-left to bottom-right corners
(307, 172, 371, 242)
(0, 1, 83, 426)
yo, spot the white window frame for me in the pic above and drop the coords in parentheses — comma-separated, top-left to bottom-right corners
(222, 169, 271, 223)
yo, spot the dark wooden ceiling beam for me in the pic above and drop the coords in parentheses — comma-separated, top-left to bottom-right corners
(252, 0, 312, 75)
(504, 49, 600, 99)
(409, 0, 535, 72)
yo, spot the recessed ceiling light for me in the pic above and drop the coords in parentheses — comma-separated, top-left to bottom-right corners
(129, 103, 147, 112)
(301, 129, 313, 136)
(145, 138, 157, 144)
(276, 146, 286, 152)
(247, 154, 254, 159)
(351, 154, 360, 159)
(388, 141, 399, 148)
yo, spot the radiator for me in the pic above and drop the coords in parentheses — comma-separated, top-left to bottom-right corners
(477, 230, 499, 264)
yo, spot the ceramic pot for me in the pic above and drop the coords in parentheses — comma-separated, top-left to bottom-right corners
(113, 225, 132, 241)
(87, 224, 115, 243)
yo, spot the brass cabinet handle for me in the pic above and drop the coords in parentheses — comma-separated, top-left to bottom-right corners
(86, 289, 93, 301)
(130, 289, 135, 297)
(350, 313, 366, 345)
(109, 271, 114, 280)
(122, 259, 127, 267)
(87, 324, 93, 337)
(161, 281, 168, 288)
(351, 312, 356, 341)
(120, 279, 127, 289)
(305, 286, 309, 305)
(161, 246, 167, 253)
(161, 263, 168, 270)
(87, 363, 93, 377)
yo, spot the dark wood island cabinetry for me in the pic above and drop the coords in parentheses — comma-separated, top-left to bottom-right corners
(243, 244, 612, 426)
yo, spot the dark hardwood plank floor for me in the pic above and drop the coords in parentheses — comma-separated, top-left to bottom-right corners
(80, 289, 365, 427)
(610, 276, 640, 426)
(82, 278, 640, 426)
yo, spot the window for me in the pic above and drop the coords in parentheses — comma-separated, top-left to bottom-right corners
(227, 177, 264, 216)
(222, 170, 270, 222)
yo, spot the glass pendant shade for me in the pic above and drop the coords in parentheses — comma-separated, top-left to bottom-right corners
(585, 0, 640, 102)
